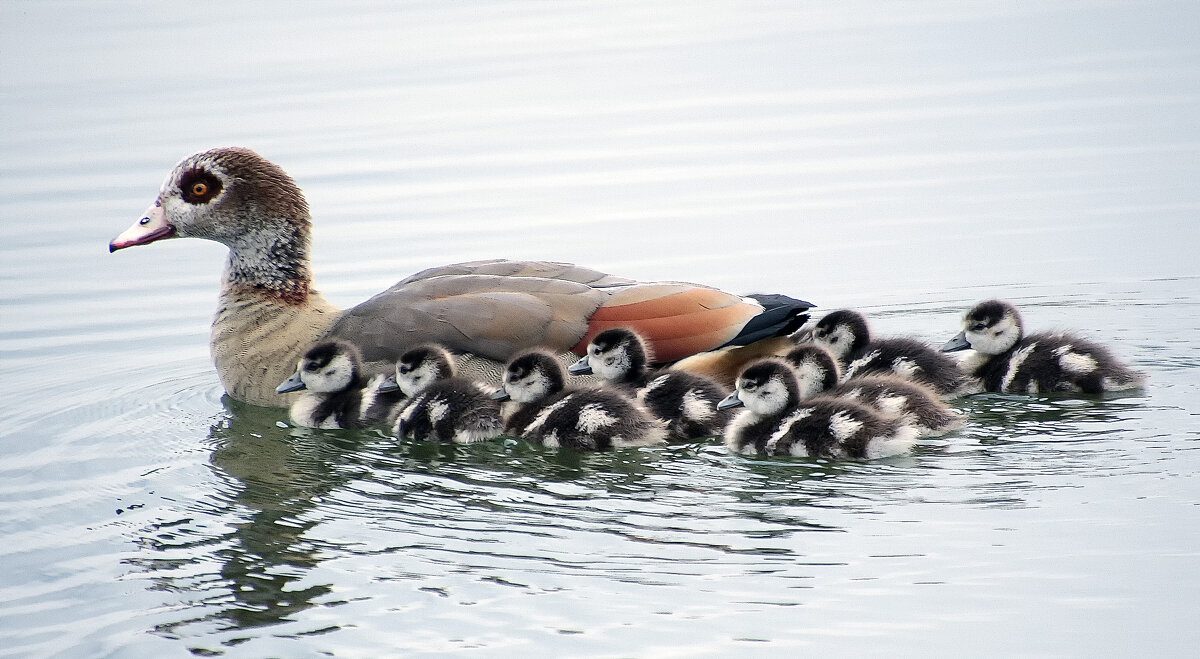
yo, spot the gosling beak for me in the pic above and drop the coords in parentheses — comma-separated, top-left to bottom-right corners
(377, 374, 400, 393)
(716, 392, 744, 410)
(941, 331, 971, 353)
(567, 356, 593, 376)
(109, 202, 176, 252)
(490, 388, 511, 401)
(276, 371, 306, 393)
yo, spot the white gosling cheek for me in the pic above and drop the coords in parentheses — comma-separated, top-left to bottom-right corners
(593, 350, 630, 380)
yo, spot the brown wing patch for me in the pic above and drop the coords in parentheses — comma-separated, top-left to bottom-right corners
(670, 337, 798, 388)
(574, 286, 761, 362)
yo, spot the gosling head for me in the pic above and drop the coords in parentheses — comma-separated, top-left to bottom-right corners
(718, 359, 800, 417)
(394, 344, 456, 396)
(569, 327, 649, 382)
(810, 310, 870, 361)
(277, 340, 360, 394)
(496, 350, 567, 403)
(942, 300, 1023, 355)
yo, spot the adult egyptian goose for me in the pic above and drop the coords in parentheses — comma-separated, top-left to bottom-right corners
(109, 147, 813, 407)
(941, 300, 1146, 394)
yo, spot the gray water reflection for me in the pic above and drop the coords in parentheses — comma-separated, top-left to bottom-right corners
(122, 385, 1162, 647)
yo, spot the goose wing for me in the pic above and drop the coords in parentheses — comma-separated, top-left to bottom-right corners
(328, 259, 805, 366)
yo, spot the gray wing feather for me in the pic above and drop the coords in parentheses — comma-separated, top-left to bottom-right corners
(327, 260, 624, 363)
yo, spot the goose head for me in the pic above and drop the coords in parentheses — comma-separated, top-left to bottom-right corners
(717, 358, 800, 416)
(569, 327, 648, 382)
(393, 344, 456, 396)
(277, 340, 361, 394)
(495, 350, 566, 403)
(782, 344, 841, 398)
(110, 147, 314, 302)
(810, 310, 869, 361)
(942, 300, 1023, 355)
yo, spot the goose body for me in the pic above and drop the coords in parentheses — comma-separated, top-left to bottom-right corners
(390, 345, 502, 444)
(942, 300, 1146, 394)
(810, 309, 966, 396)
(570, 328, 731, 440)
(496, 350, 667, 450)
(783, 344, 963, 437)
(110, 148, 813, 407)
(719, 359, 919, 459)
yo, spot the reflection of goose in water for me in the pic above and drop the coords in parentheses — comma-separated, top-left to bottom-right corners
(138, 397, 358, 635)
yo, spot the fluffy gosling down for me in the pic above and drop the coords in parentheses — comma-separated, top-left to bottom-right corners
(570, 327, 731, 440)
(495, 350, 667, 450)
(810, 309, 967, 396)
(942, 300, 1145, 394)
(277, 340, 401, 429)
(719, 359, 920, 460)
(390, 344, 503, 444)
(783, 344, 962, 437)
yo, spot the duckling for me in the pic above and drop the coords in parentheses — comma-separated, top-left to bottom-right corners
(390, 344, 502, 444)
(276, 340, 377, 429)
(941, 300, 1146, 394)
(495, 350, 667, 450)
(569, 328, 731, 440)
(783, 344, 963, 437)
(809, 309, 966, 396)
(718, 359, 919, 459)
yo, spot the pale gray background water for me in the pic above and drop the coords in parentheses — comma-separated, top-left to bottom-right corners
(2, 1, 1199, 656)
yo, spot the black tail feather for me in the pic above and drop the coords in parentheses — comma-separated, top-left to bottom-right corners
(721, 294, 815, 348)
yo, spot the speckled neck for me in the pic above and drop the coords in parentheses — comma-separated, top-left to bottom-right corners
(219, 216, 314, 306)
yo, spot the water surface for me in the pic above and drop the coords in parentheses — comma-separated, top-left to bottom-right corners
(2, 1, 1199, 656)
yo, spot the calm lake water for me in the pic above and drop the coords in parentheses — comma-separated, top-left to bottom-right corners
(3, 1, 1199, 656)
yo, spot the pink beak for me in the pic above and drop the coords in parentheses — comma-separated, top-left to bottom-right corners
(109, 202, 176, 252)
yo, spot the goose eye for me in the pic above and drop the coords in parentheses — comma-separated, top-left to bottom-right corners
(180, 170, 223, 203)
